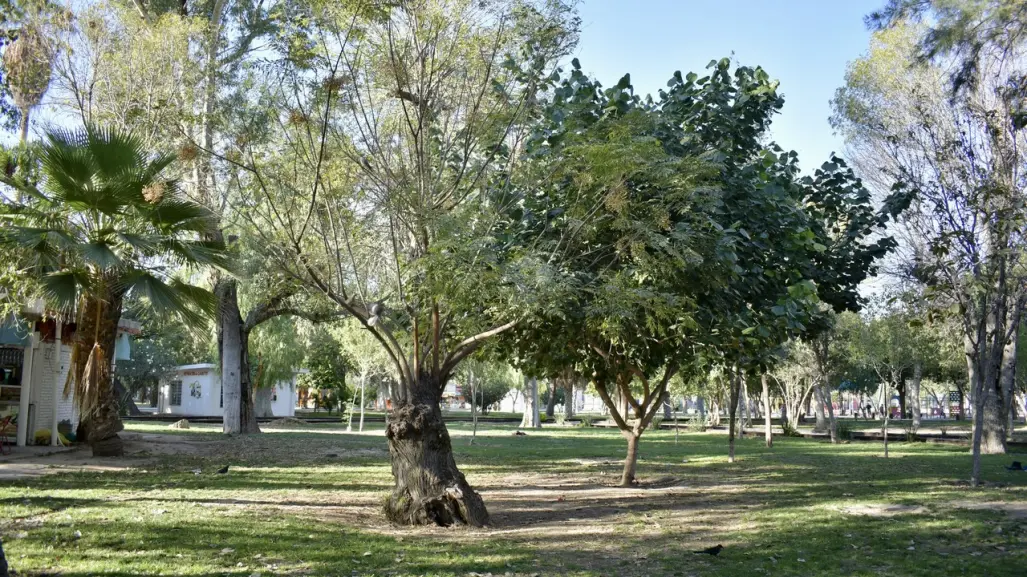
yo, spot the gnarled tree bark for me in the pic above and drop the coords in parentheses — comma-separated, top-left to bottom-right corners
(384, 384, 488, 527)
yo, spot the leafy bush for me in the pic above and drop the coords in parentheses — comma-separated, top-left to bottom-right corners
(577, 415, 595, 428)
(781, 420, 802, 437)
(836, 419, 855, 440)
(554, 413, 567, 425)
(903, 423, 919, 442)
(686, 413, 707, 433)
(539, 414, 549, 423)
(649, 416, 664, 430)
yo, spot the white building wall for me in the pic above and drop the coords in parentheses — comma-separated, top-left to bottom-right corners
(159, 368, 302, 418)
(159, 369, 221, 416)
(269, 377, 297, 417)
(29, 341, 75, 438)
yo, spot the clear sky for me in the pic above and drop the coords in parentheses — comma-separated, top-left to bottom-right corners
(573, 0, 883, 173)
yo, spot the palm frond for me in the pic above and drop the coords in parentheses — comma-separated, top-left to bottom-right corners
(78, 240, 124, 269)
(144, 198, 220, 234)
(123, 270, 212, 328)
(160, 239, 234, 271)
(39, 270, 85, 312)
(84, 126, 145, 183)
(115, 232, 161, 253)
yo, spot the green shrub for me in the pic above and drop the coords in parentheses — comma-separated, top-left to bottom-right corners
(577, 415, 595, 428)
(903, 423, 919, 442)
(649, 416, 664, 430)
(686, 413, 707, 433)
(554, 413, 567, 426)
(539, 414, 549, 423)
(836, 420, 855, 440)
(781, 420, 802, 437)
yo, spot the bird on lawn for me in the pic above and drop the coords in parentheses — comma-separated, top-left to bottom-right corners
(695, 545, 724, 556)
(1006, 461, 1025, 471)
(215, 465, 230, 475)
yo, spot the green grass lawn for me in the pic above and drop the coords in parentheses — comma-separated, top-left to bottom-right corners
(2, 421, 1026, 576)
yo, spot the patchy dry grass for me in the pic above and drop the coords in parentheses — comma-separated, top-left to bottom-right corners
(1, 421, 1026, 576)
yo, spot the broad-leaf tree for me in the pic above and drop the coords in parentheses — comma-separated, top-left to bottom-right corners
(233, 0, 579, 526)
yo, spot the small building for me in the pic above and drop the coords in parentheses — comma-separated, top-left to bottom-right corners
(1, 305, 140, 447)
(157, 364, 301, 418)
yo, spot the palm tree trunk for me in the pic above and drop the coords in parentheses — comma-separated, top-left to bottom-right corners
(18, 108, 29, 143)
(75, 291, 126, 456)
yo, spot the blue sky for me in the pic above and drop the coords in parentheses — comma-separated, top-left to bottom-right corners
(573, 0, 882, 173)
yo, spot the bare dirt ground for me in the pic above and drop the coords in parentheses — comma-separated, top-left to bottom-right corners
(0, 431, 219, 479)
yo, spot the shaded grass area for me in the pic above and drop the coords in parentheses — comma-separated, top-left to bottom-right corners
(2, 422, 1026, 576)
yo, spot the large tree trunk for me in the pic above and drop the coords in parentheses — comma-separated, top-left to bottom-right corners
(520, 376, 540, 428)
(881, 379, 892, 459)
(621, 431, 641, 487)
(821, 384, 838, 443)
(728, 371, 740, 463)
(980, 380, 1007, 454)
(898, 379, 907, 419)
(813, 381, 827, 432)
(75, 291, 126, 457)
(762, 374, 773, 448)
(545, 380, 557, 418)
(112, 378, 141, 416)
(910, 361, 923, 432)
(469, 370, 478, 444)
(384, 386, 488, 527)
(564, 379, 574, 419)
(254, 386, 274, 418)
(359, 372, 366, 432)
(217, 279, 260, 435)
(1000, 303, 1020, 441)
(739, 376, 750, 431)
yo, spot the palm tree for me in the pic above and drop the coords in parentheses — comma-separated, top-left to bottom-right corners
(0, 126, 230, 456)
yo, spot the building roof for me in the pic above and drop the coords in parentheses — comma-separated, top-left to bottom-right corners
(175, 363, 217, 371)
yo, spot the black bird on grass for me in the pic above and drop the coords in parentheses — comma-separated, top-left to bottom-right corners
(1006, 461, 1025, 471)
(695, 545, 724, 556)
(215, 465, 230, 475)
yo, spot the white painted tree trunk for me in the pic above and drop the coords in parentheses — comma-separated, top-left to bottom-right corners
(469, 370, 478, 445)
(359, 372, 366, 432)
(520, 376, 540, 428)
(910, 361, 923, 432)
(221, 306, 243, 435)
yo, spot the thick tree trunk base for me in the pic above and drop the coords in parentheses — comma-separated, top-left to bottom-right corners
(81, 402, 125, 457)
(384, 403, 488, 527)
(91, 434, 124, 457)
